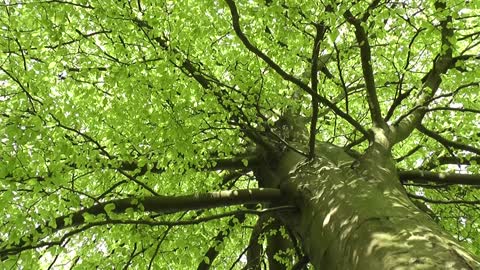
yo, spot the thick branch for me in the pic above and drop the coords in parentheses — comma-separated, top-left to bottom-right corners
(245, 215, 266, 270)
(417, 124, 480, 155)
(407, 193, 480, 205)
(344, 11, 383, 127)
(0, 189, 284, 258)
(426, 106, 480, 114)
(308, 24, 326, 158)
(399, 170, 480, 185)
(390, 2, 455, 145)
(62, 189, 283, 228)
(437, 156, 480, 166)
(2, 206, 296, 259)
(197, 213, 247, 270)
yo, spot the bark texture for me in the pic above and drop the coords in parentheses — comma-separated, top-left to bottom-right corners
(260, 143, 480, 269)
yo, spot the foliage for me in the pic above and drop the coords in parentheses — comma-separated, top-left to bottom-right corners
(0, 0, 479, 269)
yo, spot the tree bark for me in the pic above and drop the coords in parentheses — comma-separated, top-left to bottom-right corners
(261, 143, 480, 269)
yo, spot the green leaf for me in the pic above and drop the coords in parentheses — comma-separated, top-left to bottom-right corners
(104, 203, 116, 213)
(48, 61, 57, 69)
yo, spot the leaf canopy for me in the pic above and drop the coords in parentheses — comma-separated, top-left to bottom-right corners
(0, 0, 479, 268)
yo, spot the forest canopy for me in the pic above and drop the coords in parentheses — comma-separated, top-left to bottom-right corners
(1, 0, 480, 269)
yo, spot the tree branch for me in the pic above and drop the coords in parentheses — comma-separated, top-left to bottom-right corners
(0, 66, 43, 112)
(223, 0, 370, 138)
(119, 155, 258, 175)
(399, 170, 480, 185)
(0, 189, 285, 258)
(407, 192, 480, 205)
(395, 145, 423, 163)
(384, 27, 424, 122)
(436, 156, 480, 167)
(308, 23, 326, 158)
(1, 205, 295, 258)
(344, 10, 383, 128)
(426, 106, 480, 114)
(223, 0, 311, 94)
(197, 213, 247, 270)
(417, 124, 480, 155)
(390, 1, 455, 145)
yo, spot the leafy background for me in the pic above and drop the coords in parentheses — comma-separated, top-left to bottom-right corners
(1, 0, 479, 268)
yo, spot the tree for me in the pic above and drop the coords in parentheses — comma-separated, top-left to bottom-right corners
(1, 0, 480, 269)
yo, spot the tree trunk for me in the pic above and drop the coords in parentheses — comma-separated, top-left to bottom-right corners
(261, 143, 480, 269)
